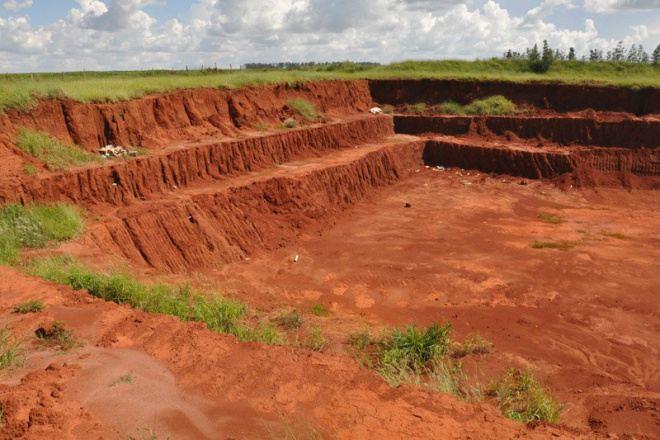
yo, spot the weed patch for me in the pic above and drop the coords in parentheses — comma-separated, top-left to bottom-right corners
(14, 128, 101, 171)
(452, 332, 493, 358)
(310, 303, 330, 317)
(308, 326, 326, 352)
(14, 299, 44, 314)
(490, 368, 563, 423)
(275, 310, 304, 330)
(600, 231, 630, 240)
(24, 257, 280, 345)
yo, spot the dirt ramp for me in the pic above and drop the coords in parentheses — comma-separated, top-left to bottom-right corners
(0, 80, 373, 151)
(370, 79, 660, 115)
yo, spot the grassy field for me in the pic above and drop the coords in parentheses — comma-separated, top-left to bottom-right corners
(1, 59, 660, 112)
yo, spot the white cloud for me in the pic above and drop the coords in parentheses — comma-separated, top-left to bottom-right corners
(3, 0, 32, 11)
(0, 0, 656, 72)
(584, 0, 660, 12)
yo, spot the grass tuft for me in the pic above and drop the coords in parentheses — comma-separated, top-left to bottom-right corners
(14, 127, 101, 171)
(310, 303, 330, 317)
(0, 202, 85, 266)
(0, 326, 21, 370)
(465, 95, 517, 115)
(14, 299, 45, 314)
(287, 99, 323, 122)
(490, 368, 563, 423)
(22, 164, 39, 176)
(452, 332, 493, 358)
(308, 326, 326, 352)
(24, 256, 280, 345)
(109, 372, 134, 387)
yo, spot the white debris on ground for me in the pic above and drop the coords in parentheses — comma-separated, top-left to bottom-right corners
(370, 107, 383, 114)
(99, 145, 138, 158)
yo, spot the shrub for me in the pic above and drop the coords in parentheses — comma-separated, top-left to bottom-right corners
(439, 101, 466, 115)
(14, 299, 45, 314)
(490, 369, 563, 423)
(287, 99, 322, 122)
(465, 96, 517, 115)
(452, 332, 493, 358)
(36, 320, 80, 352)
(14, 127, 101, 171)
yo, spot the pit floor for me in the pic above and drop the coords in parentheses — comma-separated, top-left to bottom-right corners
(215, 167, 660, 436)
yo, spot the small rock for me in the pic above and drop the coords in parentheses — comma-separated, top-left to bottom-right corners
(405, 202, 412, 208)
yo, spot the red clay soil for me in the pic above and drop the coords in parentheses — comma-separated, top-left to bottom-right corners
(2, 79, 660, 439)
(0, 266, 575, 440)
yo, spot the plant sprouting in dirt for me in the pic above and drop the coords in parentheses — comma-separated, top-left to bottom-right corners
(537, 213, 564, 224)
(308, 326, 326, 352)
(274, 310, 304, 330)
(489, 368, 563, 423)
(531, 240, 577, 251)
(13, 299, 45, 314)
(0, 326, 22, 370)
(451, 332, 493, 358)
(310, 303, 330, 317)
(109, 372, 134, 387)
(35, 320, 80, 352)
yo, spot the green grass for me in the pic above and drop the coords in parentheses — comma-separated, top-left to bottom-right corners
(23, 256, 280, 345)
(2, 59, 660, 113)
(381, 323, 452, 370)
(0, 326, 21, 370)
(308, 326, 326, 352)
(464, 96, 517, 115)
(490, 368, 563, 423)
(14, 128, 101, 171)
(14, 299, 45, 314)
(287, 99, 323, 122)
(531, 240, 577, 251)
(310, 303, 330, 317)
(537, 213, 564, 224)
(452, 332, 493, 358)
(22, 164, 39, 176)
(0, 202, 85, 266)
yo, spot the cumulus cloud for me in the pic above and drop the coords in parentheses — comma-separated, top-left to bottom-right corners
(584, 0, 660, 12)
(3, 0, 32, 11)
(0, 0, 656, 72)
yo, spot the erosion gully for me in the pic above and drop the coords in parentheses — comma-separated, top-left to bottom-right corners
(0, 79, 659, 439)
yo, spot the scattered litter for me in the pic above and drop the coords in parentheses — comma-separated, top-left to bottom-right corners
(415, 170, 420, 173)
(294, 254, 299, 263)
(436, 166, 446, 171)
(173, 185, 178, 190)
(460, 180, 473, 186)
(112, 183, 118, 186)
(456, 172, 463, 177)
(405, 202, 412, 208)
(370, 107, 383, 115)
(99, 145, 133, 158)
(425, 166, 429, 169)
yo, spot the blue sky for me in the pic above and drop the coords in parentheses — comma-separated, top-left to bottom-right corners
(1, 0, 659, 72)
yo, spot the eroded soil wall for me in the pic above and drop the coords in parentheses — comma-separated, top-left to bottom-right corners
(0, 117, 394, 206)
(370, 79, 660, 115)
(88, 141, 426, 272)
(0, 80, 373, 151)
(395, 115, 660, 149)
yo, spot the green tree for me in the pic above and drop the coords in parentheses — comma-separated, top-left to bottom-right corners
(568, 47, 576, 61)
(653, 44, 660, 65)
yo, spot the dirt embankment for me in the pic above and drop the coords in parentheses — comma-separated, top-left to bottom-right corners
(0, 116, 394, 206)
(85, 139, 425, 272)
(395, 115, 660, 150)
(370, 79, 660, 115)
(0, 80, 373, 152)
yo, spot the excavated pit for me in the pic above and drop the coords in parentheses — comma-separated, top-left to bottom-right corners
(2, 79, 660, 439)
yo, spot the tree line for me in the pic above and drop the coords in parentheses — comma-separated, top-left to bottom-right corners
(504, 41, 660, 72)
